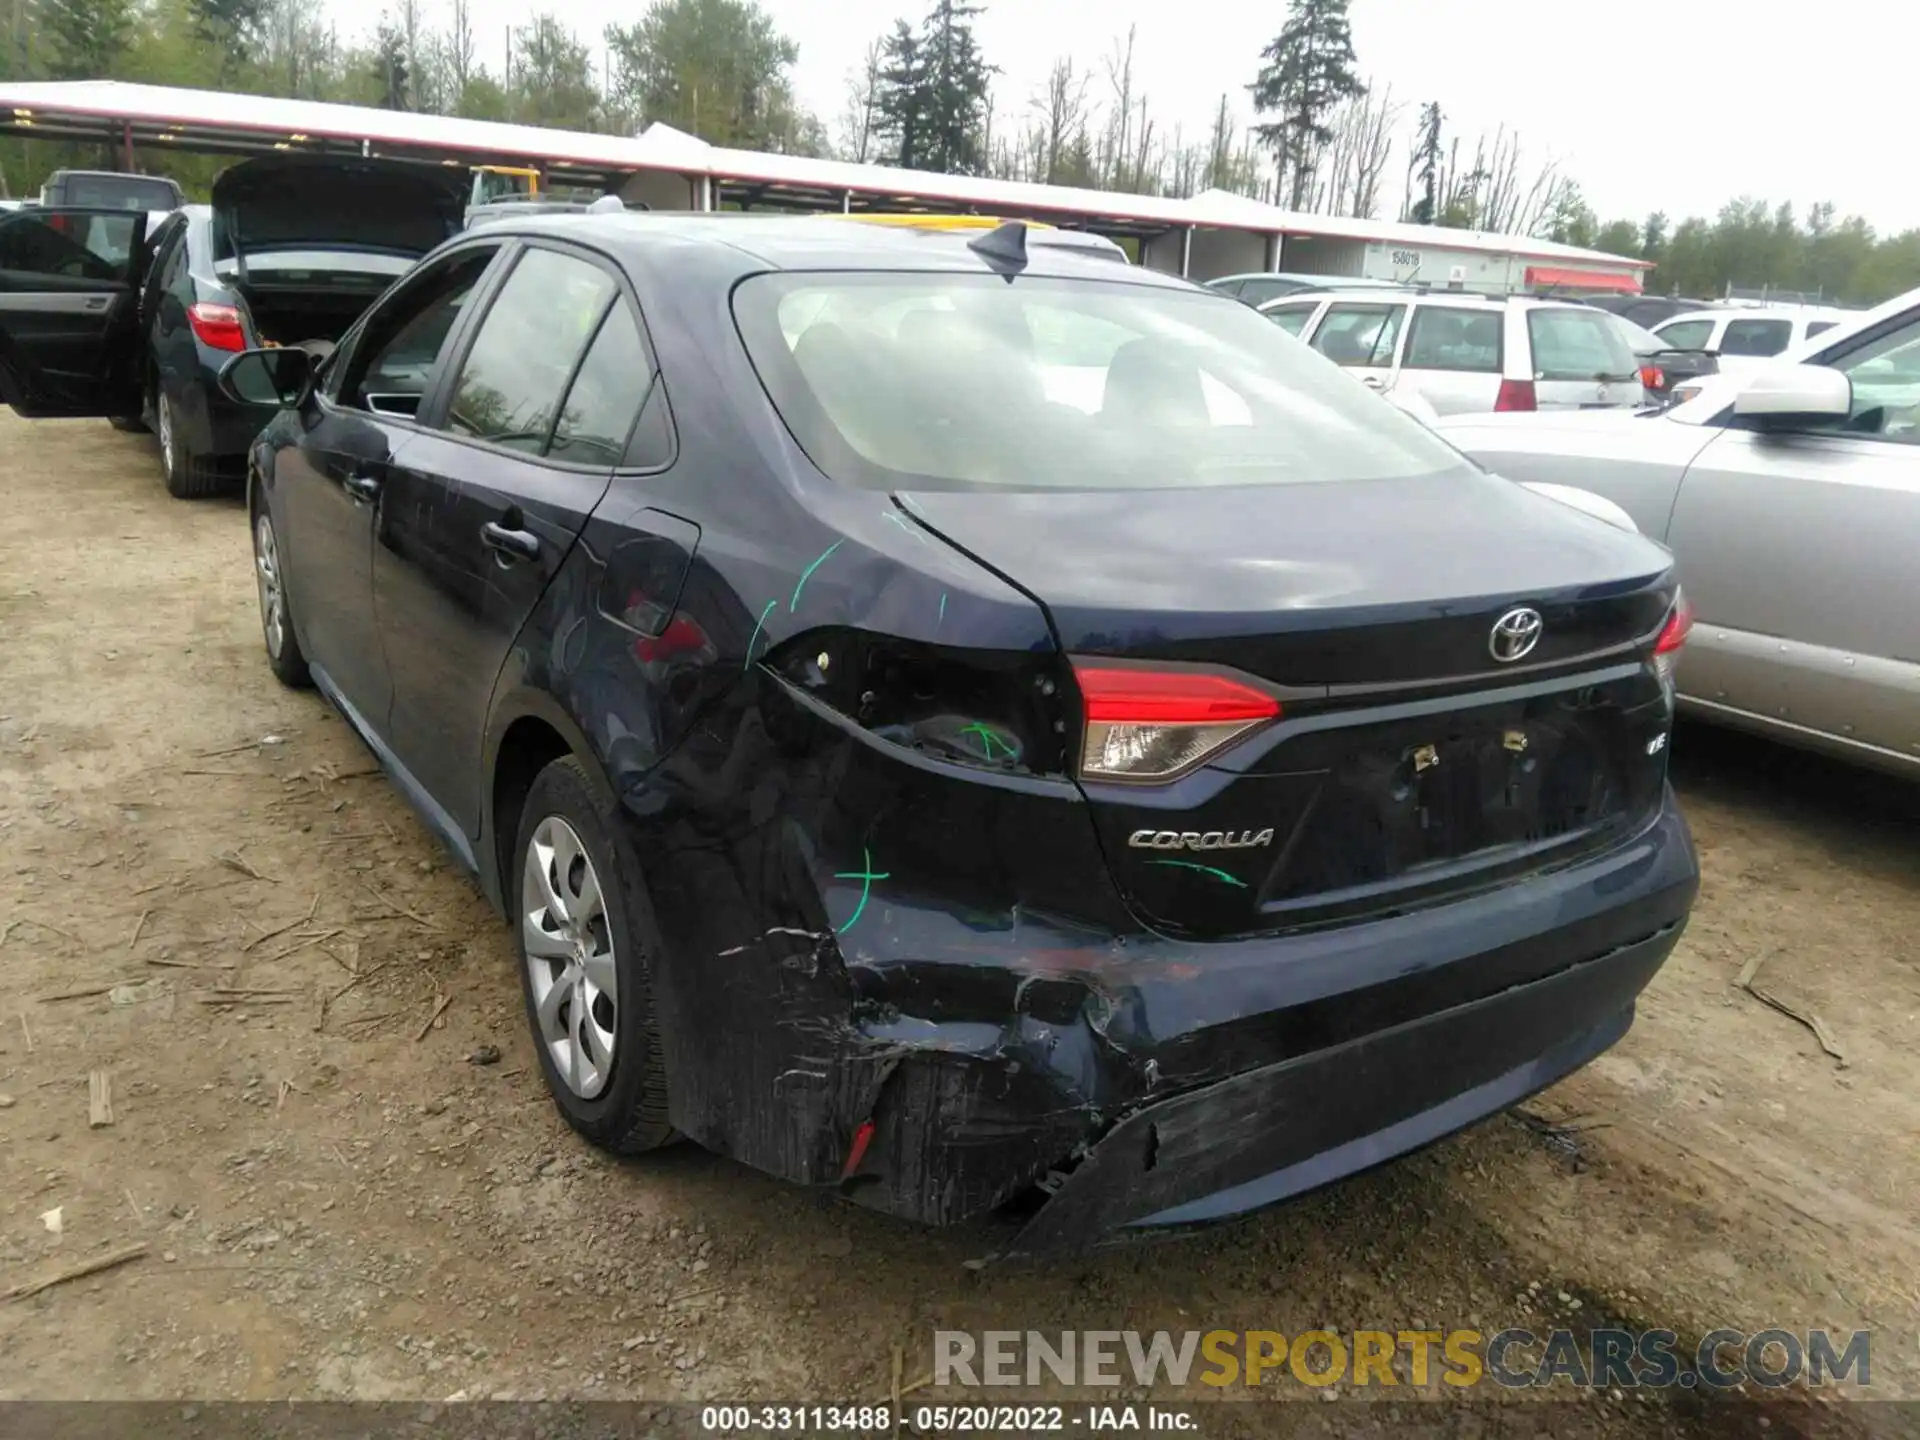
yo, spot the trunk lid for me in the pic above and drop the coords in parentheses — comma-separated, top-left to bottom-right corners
(212, 155, 466, 270)
(900, 471, 1680, 939)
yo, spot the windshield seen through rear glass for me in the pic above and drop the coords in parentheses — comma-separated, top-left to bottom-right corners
(1526, 307, 1641, 382)
(56, 175, 178, 210)
(732, 273, 1470, 492)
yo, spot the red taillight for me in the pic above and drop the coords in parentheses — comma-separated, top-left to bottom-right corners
(1653, 589, 1694, 684)
(1655, 591, 1694, 655)
(1640, 364, 1665, 391)
(1494, 378, 1536, 412)
(187, 302, 247, 352)
(1073, 663, 1280, 783)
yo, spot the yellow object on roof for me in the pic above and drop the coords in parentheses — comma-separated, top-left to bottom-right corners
(836, 213, 1057, 232)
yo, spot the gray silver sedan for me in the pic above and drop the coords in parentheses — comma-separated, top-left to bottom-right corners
(1435, 289, 1920, 777)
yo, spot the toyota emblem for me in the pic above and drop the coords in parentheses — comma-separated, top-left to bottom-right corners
(1489, 607, 1544, 663)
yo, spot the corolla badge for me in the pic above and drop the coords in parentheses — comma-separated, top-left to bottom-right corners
(1128, 829, 1275, 851)
(1489, 606, 1545, 663)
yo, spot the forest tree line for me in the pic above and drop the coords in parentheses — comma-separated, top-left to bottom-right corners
(8, 0, 1918, 303)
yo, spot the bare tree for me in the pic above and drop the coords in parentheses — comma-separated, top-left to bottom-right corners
(1130, 96, 1156, 194)
(1310, 80, 1398, 218)
(1410, 120, 1564, 234)
(1102, 25, 1136, 190)
(838, 37, 882, 163)
(446, 0, 476, 96)
(1032, 56, 1088, 185)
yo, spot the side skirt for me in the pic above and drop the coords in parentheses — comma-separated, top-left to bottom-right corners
(309, 663, 481, 878)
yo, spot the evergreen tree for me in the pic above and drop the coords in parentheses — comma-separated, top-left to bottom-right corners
(1249, 0, 1364, 209)
(872, 20, 925, 168)
(1409, 101, 1442, 224)
(915, 0, 991, 174)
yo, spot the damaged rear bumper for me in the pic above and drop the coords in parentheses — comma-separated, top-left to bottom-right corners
(838, 796, 1696, 1243)
(1007, 918, 1668, 1255)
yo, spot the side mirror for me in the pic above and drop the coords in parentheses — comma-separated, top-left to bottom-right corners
(218, 347, 314, 408)
(1732, 363, 1850, 424)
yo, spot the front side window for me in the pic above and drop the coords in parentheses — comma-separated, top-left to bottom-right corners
(1720, 318, 1793, 357)
(1655, 319, 1716, 351)
(1526, 307, 1640, 381)
(336, 248, 498, 417)
(1817, 313, 1920, 444)
(1310, 303, 1406, 367)
(443, 248, 618, 453)
(733, 273, 1467, 492)
(1403, 307, 1502, 371)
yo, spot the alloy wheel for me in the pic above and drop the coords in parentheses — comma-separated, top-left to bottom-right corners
(253, 512, 284, 658)
(521, 815, 619, 1099)
(156, 391, 175, 479)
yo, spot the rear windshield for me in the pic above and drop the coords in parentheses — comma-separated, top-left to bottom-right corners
(732, 273, 1468, 492)
(1607, 315, 1668, 355)
(52, 175, 178, 210)
(1526, 307, 1641, 382)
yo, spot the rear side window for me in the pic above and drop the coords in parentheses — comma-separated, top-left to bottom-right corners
(548, 302, 655, 466)
(1655, 319, 1715, 351)
(1209, 279, 1245, 299)
(1264, 303, 1317, 337)
(51, 174, 179, 210)
(1311, 303, 1406, 367)
(732, 272, 1469, 492)
(443, 248, 618, 453)
(1526, 307, 1639, 381)
(1720, 318, 1793, 356)
(1403, 307, 1502, 372)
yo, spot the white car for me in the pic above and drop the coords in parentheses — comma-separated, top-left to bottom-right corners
(1258, 289, 1651, 417)
(1651, 305, 1852, 377)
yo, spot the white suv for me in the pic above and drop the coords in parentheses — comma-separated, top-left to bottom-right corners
(1257, 289, 1650, 416)
(1649, 305, 1852, 377)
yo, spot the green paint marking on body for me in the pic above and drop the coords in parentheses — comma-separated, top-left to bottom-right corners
(831, 847, 892, 934)
(960, 722, 1015, 760)
(743, 599, 777, 671)
(1148, 859, 1249, 889)
(790, 539, 846, 611)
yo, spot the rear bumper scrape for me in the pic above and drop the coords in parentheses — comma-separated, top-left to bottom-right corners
(1006, 916, 1681, 1256)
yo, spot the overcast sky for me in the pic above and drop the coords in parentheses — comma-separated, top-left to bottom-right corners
(338, 0, 1920, 233)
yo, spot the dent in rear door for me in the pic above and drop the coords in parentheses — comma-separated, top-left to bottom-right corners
(0, 208, 148, 417)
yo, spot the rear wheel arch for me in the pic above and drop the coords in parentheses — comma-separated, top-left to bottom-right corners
(485, 696, 619, 912)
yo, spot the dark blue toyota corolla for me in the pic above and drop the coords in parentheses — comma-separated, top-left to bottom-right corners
(221, 213, 1698, 1255)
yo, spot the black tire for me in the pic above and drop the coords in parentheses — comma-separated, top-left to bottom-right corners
(250, 493, 312, 689)
(514, 757, 675, 1155)
(156, 386, 224, 499)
